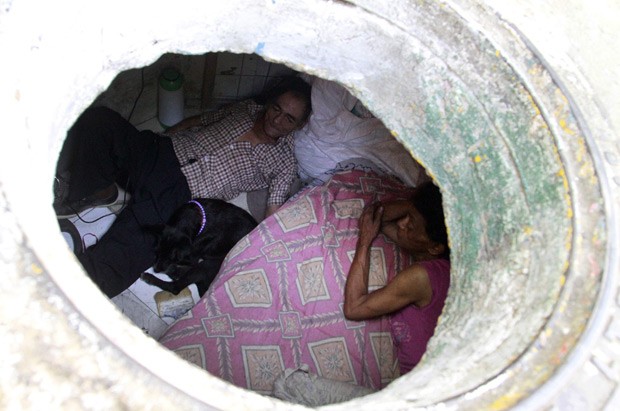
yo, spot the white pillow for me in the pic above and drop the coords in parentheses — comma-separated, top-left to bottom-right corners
(295, 78, 428, 187)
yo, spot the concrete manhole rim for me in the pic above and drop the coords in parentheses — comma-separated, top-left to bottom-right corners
(1, 0, 616, 410)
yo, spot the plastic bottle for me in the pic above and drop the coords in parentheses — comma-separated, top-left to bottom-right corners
(158, 67, 184, 128)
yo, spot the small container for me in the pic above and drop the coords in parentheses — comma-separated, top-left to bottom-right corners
(158, 67, 184, 128)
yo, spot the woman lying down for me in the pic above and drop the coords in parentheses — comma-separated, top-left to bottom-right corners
(157, 164, 450, 406)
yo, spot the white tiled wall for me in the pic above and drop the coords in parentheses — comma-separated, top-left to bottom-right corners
(211, 52, 295, 106)
(94, 52, 296, 126)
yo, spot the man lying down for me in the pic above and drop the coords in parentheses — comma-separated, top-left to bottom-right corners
(53, 76, 312, 298)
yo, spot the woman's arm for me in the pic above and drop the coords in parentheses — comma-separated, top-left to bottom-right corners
(343, 203, 382, 320)
(343, 203, 432, 321)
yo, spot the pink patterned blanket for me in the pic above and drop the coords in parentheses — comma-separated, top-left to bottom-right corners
(159, 169, 416, 394)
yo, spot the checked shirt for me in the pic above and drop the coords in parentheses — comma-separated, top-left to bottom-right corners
(168, 100, 297, 206)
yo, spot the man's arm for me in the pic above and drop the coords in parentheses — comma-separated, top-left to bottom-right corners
(165, 101, 240, 134)
(165, 115, 202, 134)
(263, 145, 297, 218)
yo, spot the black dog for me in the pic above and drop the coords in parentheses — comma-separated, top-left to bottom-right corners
(141, 198, 257, 296)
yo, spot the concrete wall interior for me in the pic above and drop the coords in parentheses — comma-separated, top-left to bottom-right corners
(1, 0, 619, 410)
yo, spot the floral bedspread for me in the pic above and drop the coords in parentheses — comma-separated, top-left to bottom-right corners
(159, 169, 416, 394)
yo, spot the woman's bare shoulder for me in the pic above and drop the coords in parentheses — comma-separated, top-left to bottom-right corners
(397, 262, 433, 307)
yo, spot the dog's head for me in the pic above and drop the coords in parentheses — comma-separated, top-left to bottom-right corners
(152, 226, 194, 275)
(148, 201, 207, 274)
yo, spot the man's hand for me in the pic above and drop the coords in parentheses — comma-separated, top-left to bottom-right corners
(165, 115, 202, 134)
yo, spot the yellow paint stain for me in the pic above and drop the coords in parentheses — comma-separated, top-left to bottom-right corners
(559, 118, 576, 136)
(31, 263, 43, 275)
(555, 168, 574, 219)
(575, 136, 587, 163)
(575, 139, 599, 185)
(554, 90, 579, 139)
(491, 394, 522, 410)
(553, 108, 598, 184)
(558, 303, 566, 314)
(592, 229, 602, 246)
(525, 93, 541, 117)
(564, 226, 574, 259)
(528, 64, 542, 78)
(557, 169, 567, 186)
(390, 130, 399, 138)
(495, 49, 501, 58)
(582, 161, 598, 184)
(559, 275, 566, 287)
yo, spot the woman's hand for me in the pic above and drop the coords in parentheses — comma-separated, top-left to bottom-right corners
(357, 202, 384, 248)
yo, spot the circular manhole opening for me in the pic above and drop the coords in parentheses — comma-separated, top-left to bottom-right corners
(3, 1, 610, 409)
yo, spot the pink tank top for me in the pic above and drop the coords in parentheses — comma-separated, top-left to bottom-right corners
(389, 259, 451, 374)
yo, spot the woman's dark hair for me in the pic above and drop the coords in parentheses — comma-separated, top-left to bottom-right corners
(410, 182, 450, 259)
(255, 75, 313, 123)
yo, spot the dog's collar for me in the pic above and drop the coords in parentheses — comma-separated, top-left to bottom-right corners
(188, 200, 207, 237)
